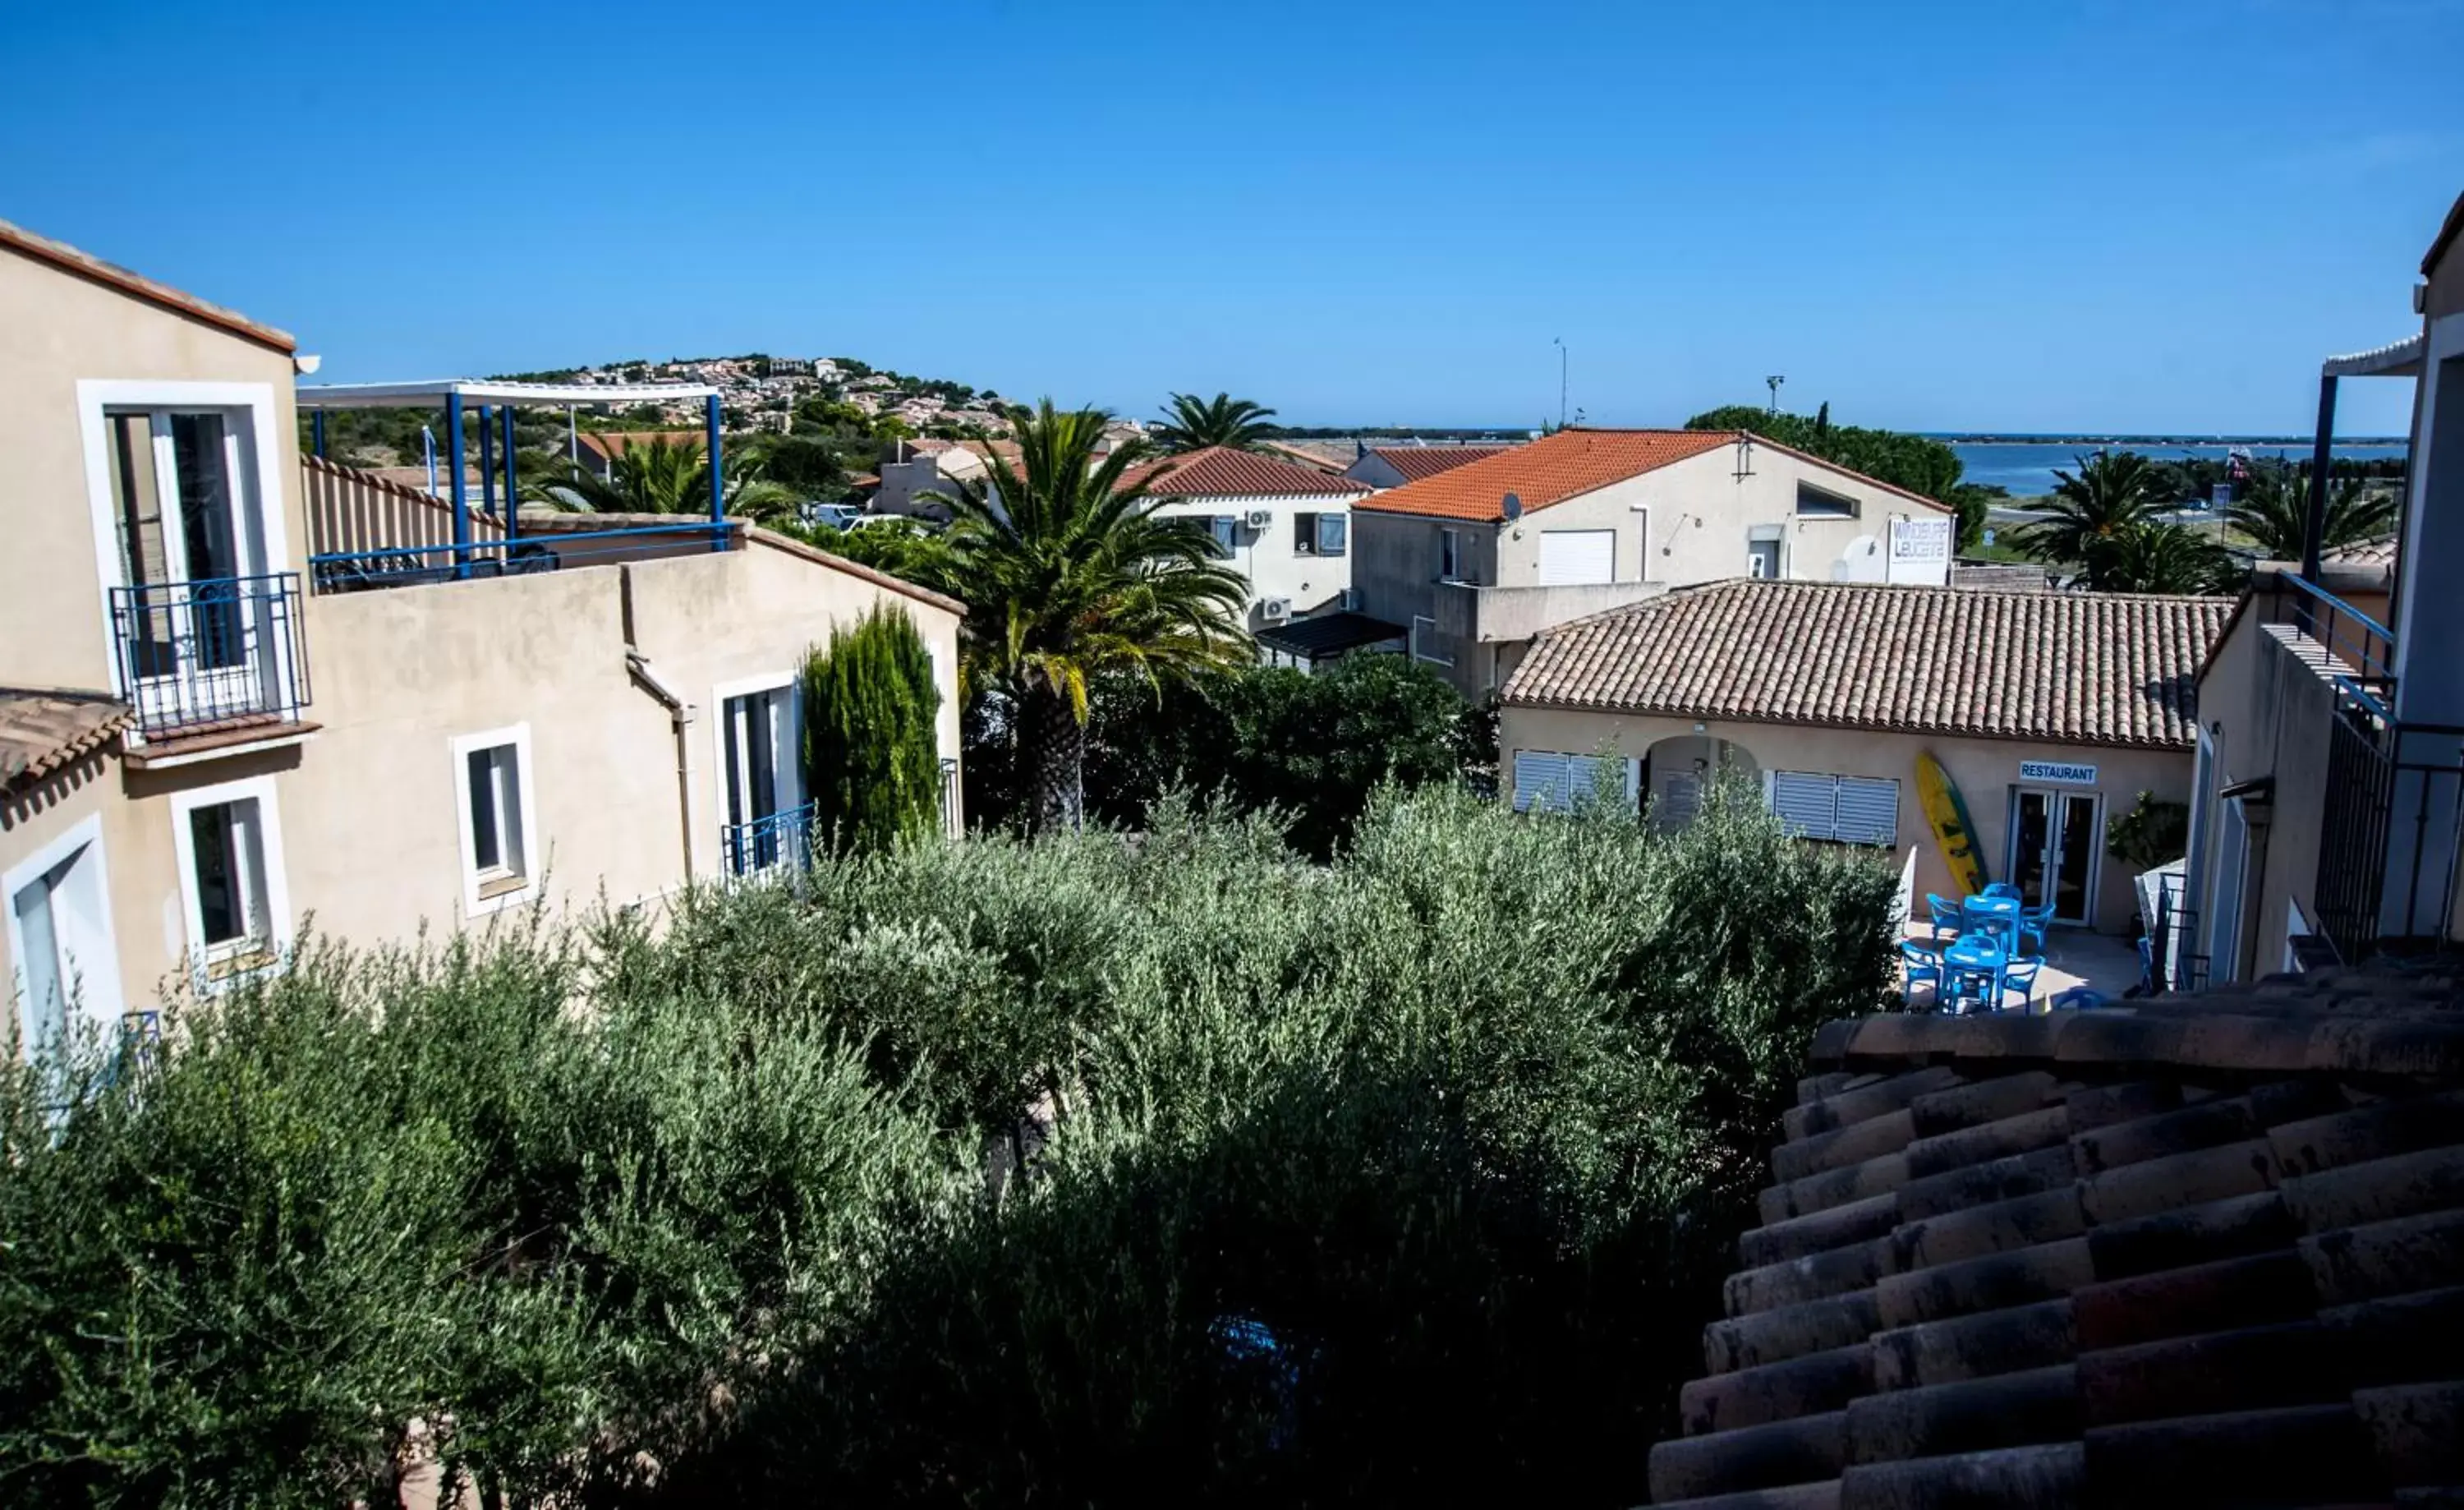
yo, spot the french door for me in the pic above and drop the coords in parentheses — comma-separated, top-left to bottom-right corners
(106, 408, 270, 719)
(720, 685, 805, 870)
(2008, 787, 2101, 926)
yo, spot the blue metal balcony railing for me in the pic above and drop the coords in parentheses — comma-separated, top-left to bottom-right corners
(722, 802, 816, 877)
(308, 521, 734, 596)
(108, 573, 310, 740)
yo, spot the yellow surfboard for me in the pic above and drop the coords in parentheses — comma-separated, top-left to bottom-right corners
(1915, 752, 1988, 898)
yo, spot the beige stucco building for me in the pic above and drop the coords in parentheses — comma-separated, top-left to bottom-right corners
(1498, 581, 2229, 937)
(1353, 428, 1960, 698)
(2, 219, 965, 1053)
(2188, 189, 2464, 983)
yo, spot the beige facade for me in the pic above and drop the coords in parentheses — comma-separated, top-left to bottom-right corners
(1498, 704, 2190, 937)
(1356, 442, 1954, 698)
(2, 224, 964, 1051)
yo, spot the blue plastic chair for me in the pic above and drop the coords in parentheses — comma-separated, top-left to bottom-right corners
(1940, 932, 2007, 1015)
(2018, 902, 2055, 957)
(2049, 986, 2106, 1011)
(1984, 882, 2023, 900)
(1924, 893, 1965, 943)
(1999, 958, 2043, 1011)
(1899, 941, 1942, 1010)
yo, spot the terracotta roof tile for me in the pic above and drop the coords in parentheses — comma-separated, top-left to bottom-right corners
(1365, 444, 1519, 482)
(1355, 427, 1733, 522)
(1119, 445, 1371, 499)
(1648, 964, 2464, 1508)
(0, 688, 130, 791)
(1503, 580, 2232, 751)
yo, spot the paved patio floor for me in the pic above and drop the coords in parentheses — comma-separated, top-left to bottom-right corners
(1897, 923, 2145, 1013)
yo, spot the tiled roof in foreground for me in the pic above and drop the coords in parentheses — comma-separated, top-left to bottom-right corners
(1503, 581, 2232, 751)
(1651, 965, 2464, 1508)
(0, 688, 130, 792)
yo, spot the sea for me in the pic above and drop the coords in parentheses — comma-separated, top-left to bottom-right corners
(1942, 438, 2410, 499)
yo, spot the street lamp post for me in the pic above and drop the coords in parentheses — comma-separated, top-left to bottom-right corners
(1766, 375, 1786, 414)
(1554, 338, 1569, 430)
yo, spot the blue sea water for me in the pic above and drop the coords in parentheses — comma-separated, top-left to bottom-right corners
(1946, 440, 2409, 499)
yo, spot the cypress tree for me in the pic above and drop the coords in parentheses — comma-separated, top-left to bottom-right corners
(800, 605, 945, 854)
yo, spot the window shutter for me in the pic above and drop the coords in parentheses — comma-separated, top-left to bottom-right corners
(1834, 776, 1901, 846)
(1513, 751, 1573, 813)
(1317, 513, 1348, 556)
(1768, 771, 1839, 840)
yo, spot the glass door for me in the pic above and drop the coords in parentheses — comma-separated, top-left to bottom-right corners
(2008, 788, 2102, 926)
(107, 409, 266, 718)
(721, 686, 803, 870)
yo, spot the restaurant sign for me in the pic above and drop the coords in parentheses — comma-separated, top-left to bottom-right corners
(2020, 759, 2098, 785)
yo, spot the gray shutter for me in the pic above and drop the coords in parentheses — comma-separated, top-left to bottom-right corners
(1768, 771, 1838, 840)
(1834, 776, 1901, 846)
(1513, 751, 1574, 813)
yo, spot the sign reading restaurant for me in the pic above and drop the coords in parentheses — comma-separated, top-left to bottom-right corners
(2020, 759, 2098, 785)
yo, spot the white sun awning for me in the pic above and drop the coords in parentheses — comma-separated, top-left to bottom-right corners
(295, 378, 722, 409)
(2321, 334, 2425, 380)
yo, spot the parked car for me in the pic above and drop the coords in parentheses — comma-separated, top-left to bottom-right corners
(801, 501, 866, 530)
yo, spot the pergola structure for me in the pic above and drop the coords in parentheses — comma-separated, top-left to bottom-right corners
(2305, 334, 2422, 578)
(294, 378, 725, 579)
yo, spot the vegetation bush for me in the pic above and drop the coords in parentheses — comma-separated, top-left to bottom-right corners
(0, 780, 1893, 1507)
(799, 605, 945, 854)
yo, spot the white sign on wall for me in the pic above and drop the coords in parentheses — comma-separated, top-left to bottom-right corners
(2019, 759, 2098, 785)
(1887, 517, 1953, 585)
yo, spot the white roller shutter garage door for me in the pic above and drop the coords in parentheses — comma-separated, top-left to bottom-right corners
(1538, 529, 1616, 586)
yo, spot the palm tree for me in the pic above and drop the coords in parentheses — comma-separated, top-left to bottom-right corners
(1152, 392, 1279, 453)
(2096, 521, 2234, 595)
(2011, 449, 2163, 588)
(523, 435, 799, 524)
(922, 401, 1251, 832)
(2223, 463, 2397, 562)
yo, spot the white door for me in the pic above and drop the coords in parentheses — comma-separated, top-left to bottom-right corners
(721, 685, 805, 869)
(6, 823, 126, 1055)
(1538, 529, 1616, 586)
(2209, 798, 2250, 982)
(2008, 787, 2103, 926)
(106, 409, 272, 720)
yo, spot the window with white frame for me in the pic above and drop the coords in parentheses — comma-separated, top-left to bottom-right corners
(1409, 615, 1452, 667)
(1746, 539, 1781, 578)
(453, 725, 540, 914)
(1795, 482, 1859, 518)
(1210, 515, 1239, 554)
(1295, 511, 1347, 557)
(1513, 750, 1638, 813)
(171, 775, 291, 987)
(5, 814, 126, 1053)
(716, 677, 807, 874)
(1439, 527, 1464, 582)
(1768, 770, 1900, 845)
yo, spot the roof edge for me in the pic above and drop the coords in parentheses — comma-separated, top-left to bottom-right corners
(1492, 693, 2200, 754)
(747, 527, 968, 616)
(2424, 188, 2464, 277)
(0, 218, 296, 356)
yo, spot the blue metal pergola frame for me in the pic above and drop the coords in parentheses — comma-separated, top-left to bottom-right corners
(297, 377, 729, 580)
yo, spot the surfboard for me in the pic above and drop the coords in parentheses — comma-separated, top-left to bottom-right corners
(1915, 751, 1988, 898)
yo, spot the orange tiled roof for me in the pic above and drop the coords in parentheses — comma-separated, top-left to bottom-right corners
(0, 688, 131, 791)
(1366, 444, 1518, 482)
(1121, 445, 1371, 499)
(1502, 579, 2231, 750)
(1652, 964, 2464, 1508)
(1355, 428, 1733, 521)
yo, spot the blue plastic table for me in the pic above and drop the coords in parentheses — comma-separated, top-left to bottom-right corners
(1963, 893, 2021, 951)
(1941, 933, 2008, 1013)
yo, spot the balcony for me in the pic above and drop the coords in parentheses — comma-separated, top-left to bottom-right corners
(723, 802, 816, 877)
(2255, 574, 2464, 961)
(108, 573, 311, 743)
(1431, 578, 1668, 645)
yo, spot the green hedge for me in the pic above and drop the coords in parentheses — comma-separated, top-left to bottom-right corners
(0, 780, 1893, 1506)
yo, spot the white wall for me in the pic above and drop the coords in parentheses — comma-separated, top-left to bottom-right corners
(1152, 492, 1365, 627)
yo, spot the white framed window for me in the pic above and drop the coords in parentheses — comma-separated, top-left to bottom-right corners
(1747, 539, 1782, 578)
(1295, 511, 1348, 557)
(1210, 515, 1239, 554)
(453, 725, 540, 915)
(1439, 527, 1464, 582)
(6, 813, 126, 1056)
(1767, 771, 1900, 845)
(1513, 751, 1639, 813)
(1409, 615, 1453, 667)
(169, 773, 292, 991)
(76, 381, 291, 702)
(714, 672, 807, 874)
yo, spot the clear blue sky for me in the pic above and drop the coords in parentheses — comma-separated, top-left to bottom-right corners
(4, 0, 2456, 435)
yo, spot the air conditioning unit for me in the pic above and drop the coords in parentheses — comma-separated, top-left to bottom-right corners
(1244, 509, 1275, 528)
(1258, 596, 1291, 623)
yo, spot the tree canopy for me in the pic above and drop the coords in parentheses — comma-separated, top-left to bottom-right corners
(1154, 391, 1280, 453)
(1685, 403, 1992, 548)
(800, 605, 945, 854)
